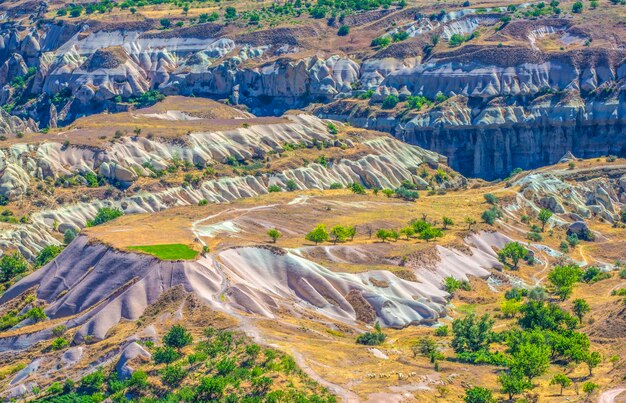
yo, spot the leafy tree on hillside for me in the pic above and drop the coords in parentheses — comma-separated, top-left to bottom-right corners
(163, 325, 193, 351)
(484, 193, 498, 205)
(267, 228, 282, 243)
(498, 370, 532, 400)
(550, 374, 572, 395)
(305, 224, 329, 245)
(35, 245, 63, 268)
(518, 301, 578, 331)
(584, 351, 602, 376)
(399, 226, 415, 239)
(413, 337, 444, 368)
(330, 225, 350, 243)
(376, 229, 392, 243)
(381, 95, 399, 109)
(350, 183, 366, 194)
(419, 227, 443, 242)
(337, 25, 350, 36)
(64, 229, 77, 244)
(86, 207, 123, 227)
(497, 242, 528, 270)
(442, 216, 454, 229)
(538, 208, 553, 232)
(356, 322, 386, 345)
(464, 386, 495, 403)
(572, 298, 590, 324)
(0, 252, 29, 282)
(451, 313, 494, 353)
(547, 264, 583, 300)
(481, 207, 502, 225)
(510, 342, 550, 380)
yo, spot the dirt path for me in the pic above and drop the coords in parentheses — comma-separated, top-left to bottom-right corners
(292, 351, 361, 403)
(599, 387, 626, 403)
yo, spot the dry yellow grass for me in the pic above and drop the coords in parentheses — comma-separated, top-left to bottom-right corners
(80, 158, 626, 401)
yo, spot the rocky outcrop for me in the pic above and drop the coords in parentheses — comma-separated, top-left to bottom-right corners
(510, 164, 626, 223)
(319, 91, 626, 179)
(1, 13, 625, 178)
(0, 114, 460, 257)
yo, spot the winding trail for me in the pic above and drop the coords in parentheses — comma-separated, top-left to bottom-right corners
(599, 387, 626, 403)
(292, 351, 360, 403)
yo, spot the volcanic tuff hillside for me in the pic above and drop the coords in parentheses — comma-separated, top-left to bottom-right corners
(0, 155, 625, 401)
(0, 1, 626, 402)
(1, 0, 625, 178)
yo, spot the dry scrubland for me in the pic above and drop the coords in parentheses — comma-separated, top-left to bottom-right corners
(82, 164, 626, 402)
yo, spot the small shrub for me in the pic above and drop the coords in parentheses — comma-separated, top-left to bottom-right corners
(382, 95, 400, 109)
(434, 325, 449, 337)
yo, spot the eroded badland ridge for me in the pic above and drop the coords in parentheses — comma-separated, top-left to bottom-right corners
(0, 1, 625, 402)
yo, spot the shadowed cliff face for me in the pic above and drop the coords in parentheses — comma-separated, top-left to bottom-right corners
(401, 122, 626, 180)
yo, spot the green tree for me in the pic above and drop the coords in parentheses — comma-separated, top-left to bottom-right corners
(160, 18, 171, 28)
(419, 227, 443, 242)
(412, 336, 437, 358)
(481, 207, 501, 225)
(0, 251, 29, 282)
(306, 224, 329, 245)
(584, 351, 601, 376)
(224, 6, 237, 19)
(161, 364, 187, 387)
(163, 325, 193, 350)
(337, 25, 350, 36)
(538, 208, 553, 232)
(376, 229, 391, 243)
(548, 264, 583, 300)
(572, 298, 590, 324)
(510, 342, 550, 380)
(64, 229, 77, 244)
(484, 193, 498, 205)
(350, 182, 366, 194)
(550, 373, 572, 395)
(498, 370, 532, 400)
(497, 242, 528, 270)
(582, 381, 598, 396)
(572, 1, 583, 12)
(444, 276, 461, 295)
(399, 226, 415, 239)
(27, 306, 47, 322)
(356, 322, 386, 346)
(267, 228, 282, 243)
(330, 225, 350, 244)
(35, 245, 63, 268)
(412, 337, 444, 367)
(464, 386, 495, 403)
(86, 207, 123, 227)
(382, 95, 400, 109)
(442, 216, 454, 229)
(285, 179, 298, 191)
(451, 313, 494, 353)
(518, 300, 577, 331)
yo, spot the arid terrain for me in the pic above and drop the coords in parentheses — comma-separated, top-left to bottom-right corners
(0, 0, 625, 402)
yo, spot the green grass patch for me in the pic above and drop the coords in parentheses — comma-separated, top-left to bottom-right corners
(456, 303, 477, 315)
(127, 244, 198, 260)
